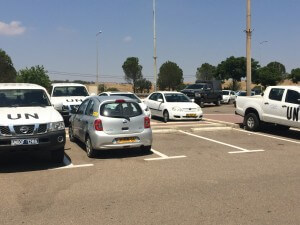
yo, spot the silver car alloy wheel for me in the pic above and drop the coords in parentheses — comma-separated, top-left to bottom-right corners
(247, 117, 255, 128)
(86, 138, 91, 155)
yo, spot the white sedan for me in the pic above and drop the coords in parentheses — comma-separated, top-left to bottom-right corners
(144, 91, 203, 122)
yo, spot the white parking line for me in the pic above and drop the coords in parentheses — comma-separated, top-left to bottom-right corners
(179, 130, 265, 154)
(50, 156, 94, 170)
(144, 149, 186, 161)
(233, 128, 300, 145)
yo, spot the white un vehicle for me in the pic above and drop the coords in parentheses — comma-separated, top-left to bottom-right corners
(235, 86, 300, 131)
(0, 83, 66, 163)
(50, 83, 90, 122)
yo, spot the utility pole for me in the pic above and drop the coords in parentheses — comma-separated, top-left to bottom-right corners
(246, 0, 252, 96)
(153, 0, 158, 91)
(96, 30, 102, 86)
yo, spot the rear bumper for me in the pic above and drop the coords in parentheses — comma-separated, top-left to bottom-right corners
(89, 128, 153, 150)
(0, 130, 66, 153)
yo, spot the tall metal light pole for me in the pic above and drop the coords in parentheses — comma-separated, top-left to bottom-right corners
(153, 0, 158, 91)
(246, 0, 252, 96)
(96, 30, 102, 86)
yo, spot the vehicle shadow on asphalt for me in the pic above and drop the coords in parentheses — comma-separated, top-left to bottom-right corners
(0, 149, 72, 173)
(258, 126, 300, 141)
(74, 140, 153, 159)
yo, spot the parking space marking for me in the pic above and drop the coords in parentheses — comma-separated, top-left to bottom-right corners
(50, 156, 94, 170)
(233, 128, 300, 145)
(144, 149, 186, 161)
(179, 130, 265, 154)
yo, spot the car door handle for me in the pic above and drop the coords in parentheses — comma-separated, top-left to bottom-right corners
(282, 105, 287, 108)
(264, 102, 269, 105)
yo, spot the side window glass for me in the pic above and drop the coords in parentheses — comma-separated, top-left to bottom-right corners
(85, 100, 95, 116)
(285, 90, 300, 104)
(100, 93, 107, 96)
(77, 100, 89, 115)
(157, 94, 164, 102)
(269, 88, 285, 101)
(149, 93, 157, 101)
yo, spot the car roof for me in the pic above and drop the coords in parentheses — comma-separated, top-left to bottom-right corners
(51, 83, 86, 87)
(103, 91, 135, 95)
(86, 96, 136, 103)
(0, 83, 46, 90)
(155, 91, 183, 94)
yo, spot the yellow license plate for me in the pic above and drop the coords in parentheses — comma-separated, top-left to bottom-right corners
(117, 137, 136, 144)
(186, 114, 197, 117)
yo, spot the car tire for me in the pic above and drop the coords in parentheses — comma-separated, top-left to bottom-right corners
(142, 145, 152, 153)
(163, 110, 169, 123)
(215, 98, 221, 106)
(51, 148, 65, 163)
(199, 99, 205, 108)
(244, 113, 260, 131)
(69, 126, 75, 142)
(85, 136, 96, 158)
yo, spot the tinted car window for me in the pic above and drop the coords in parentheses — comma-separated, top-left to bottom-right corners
(269, 88, 285, 101)
(85, 100, 95, 116)
(222, 91, 230, 95)
(285, 90, 300, 104)
(53, 86, 89, 97)
(149, 93, 158, 101)
(77, 100, 89, 114)
(164, 93, 190, 102)
(100, 102, 142, 118)
(186, 84, 205, 89)
(156, 93, 164, 102)
(0, 89, 51, 107)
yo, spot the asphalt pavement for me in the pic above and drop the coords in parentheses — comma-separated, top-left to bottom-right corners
(0, 103, 299, 225)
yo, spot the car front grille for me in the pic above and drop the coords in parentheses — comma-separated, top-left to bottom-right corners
(37, 124, 48, 134)
(0, 126, 12, 136)
(14, 125, 35, 135)
(183, 108, 197, 112)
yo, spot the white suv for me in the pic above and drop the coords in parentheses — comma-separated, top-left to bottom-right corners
(50, 83, 90, 122)
(0, 83, 66, 162)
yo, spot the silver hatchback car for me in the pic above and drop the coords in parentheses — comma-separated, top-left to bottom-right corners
(69, 96, 152, 157)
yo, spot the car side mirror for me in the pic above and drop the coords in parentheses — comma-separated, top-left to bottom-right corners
(157, 98, 164, 103)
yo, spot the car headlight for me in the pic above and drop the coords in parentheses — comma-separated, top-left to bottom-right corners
(172, 106, 183, 112)
(49, 121, 65, 131)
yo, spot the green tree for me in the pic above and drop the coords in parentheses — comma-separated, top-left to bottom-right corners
(289, 68, 300, 83)
(16, 65, 51, 90)
(122, 57, 143, 92)
(0, 49, 17, 82)
(196, 63, 216, 80)
(98, 83, 107, 92)
(158, 61, 183, 91)
(266, 61, 286, 79)
(136, 78, 152, 93)
(216, 56, 260, 84)
(257, 66, 282, 88)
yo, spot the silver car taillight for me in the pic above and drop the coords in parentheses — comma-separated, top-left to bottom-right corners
(94, 119, 103, 131)
(144, 117, 151, 129)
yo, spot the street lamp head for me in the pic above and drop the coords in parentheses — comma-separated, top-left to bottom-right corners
(96, 30, 102, 36)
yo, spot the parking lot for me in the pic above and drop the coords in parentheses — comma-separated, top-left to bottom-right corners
(1, 104, 299, 225)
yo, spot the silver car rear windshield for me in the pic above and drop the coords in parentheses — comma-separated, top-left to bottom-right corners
(110, 94, 141, 103)
(100, 102, 142, 118)
(0, 89, 51, 107)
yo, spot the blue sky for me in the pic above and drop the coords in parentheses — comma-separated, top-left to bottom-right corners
(1, 0, 299, 82)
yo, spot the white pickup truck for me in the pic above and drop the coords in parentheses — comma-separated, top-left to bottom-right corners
(50, 83, 90, 122)
(235, 86, 300, 131)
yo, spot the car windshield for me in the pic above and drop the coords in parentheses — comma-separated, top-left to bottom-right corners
(164, 93, 190, 102)
(222, 91, 230, 95)
(100, 102, 142, 118)
(110, 94, 141, 103)
(186, 84, 205, 89)
(0, 89, 51, 107)
(52, 86, 89, 97)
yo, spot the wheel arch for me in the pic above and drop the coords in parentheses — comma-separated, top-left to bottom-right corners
(245, 107, 261, 120)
